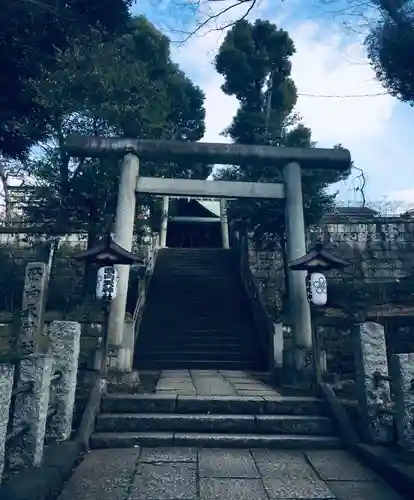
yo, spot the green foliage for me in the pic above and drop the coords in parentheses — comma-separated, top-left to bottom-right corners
(0, 243, 84, 313)
(366, 5, 414, 104)
(214, 19, 349, 248)
(0, 0, 132, 159)
(216, 19, 297, 120)
(22, 16, 209, 234)
(0, 241, 143, 317)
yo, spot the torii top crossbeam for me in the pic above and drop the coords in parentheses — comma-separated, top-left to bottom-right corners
(65, 136, 351, 171)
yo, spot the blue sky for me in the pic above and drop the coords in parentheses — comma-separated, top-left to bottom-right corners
(131, 0, 414, 210)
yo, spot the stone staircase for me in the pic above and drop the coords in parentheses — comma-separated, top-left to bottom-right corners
(91, 391, 341, 449)
(134, 248, 266, 370)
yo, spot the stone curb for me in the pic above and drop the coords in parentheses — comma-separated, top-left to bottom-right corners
(0, 441, 83, 500)
(355, 443, 414, 500)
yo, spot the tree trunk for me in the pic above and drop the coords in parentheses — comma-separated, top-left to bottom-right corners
(82, 203, 98, 298)
(0, 159, 11, 222)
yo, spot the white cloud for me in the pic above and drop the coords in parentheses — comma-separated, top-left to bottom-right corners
(387, 189, 414, 205)
(166, 6, 414, 200)
(172, 13, 396, 149)
(201, 78, 239, 143)
(171, 0, 277, 144)
(288, 21, 396, 145)
(172, 28, 237, 144)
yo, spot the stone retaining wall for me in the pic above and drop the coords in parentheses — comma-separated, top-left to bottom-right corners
(250, 215, 414, 292)
(249, 214, 414, 376)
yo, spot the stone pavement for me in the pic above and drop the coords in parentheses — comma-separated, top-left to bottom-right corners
(155, 370, 280, 397)
(57, 446, 404, 500)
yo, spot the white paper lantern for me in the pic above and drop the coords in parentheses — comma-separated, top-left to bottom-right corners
(309, 272, 328, 306)
(96, 266, 119, 301)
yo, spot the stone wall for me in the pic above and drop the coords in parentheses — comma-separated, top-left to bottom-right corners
(248, 213, 414, 376)
(310, 215, 414, 280)
(250, 214, 414, 287)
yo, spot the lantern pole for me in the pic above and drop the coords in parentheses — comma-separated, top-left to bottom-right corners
(311, 304, 323, 384)
(305, 273, 324, 385)
(95, 262, 119, 381)
(290, 244, 351, 385)
(100, 300, 111, 379)
(72, 228, 142, 383)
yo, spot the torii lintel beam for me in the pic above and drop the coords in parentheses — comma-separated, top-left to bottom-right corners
(65, 136, 351, 170)
(136, 177, 284, 199)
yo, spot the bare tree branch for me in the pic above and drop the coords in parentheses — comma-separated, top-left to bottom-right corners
(165, 0, 259, 42)
(165, 0, 408, 43)
(353, 164, 367, 207)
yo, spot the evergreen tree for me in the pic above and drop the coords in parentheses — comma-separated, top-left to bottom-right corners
(214, 19, 350, 248)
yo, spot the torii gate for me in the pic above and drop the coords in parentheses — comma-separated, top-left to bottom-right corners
(65, 137, 351, 374)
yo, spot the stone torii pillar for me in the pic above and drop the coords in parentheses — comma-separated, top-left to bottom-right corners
(64, 136, 351, 375)
(160, 195, 169, 248)
(283, 162, 313, 373)
(108, 148, 140, 365)
(220, 199, 230, 249)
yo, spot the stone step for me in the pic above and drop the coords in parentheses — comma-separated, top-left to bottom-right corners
(157, 249, 232, 257)
(153, 268, 236, 275)
(134, 359, 262, 370)
(153, 262, 235, 269)
(134, 351, 261, 362)
(96, 413, 334, 435)
(141, 309, 252, 321)
(136, 341, 254, 350)
(135, 338, 258, 346)
(138, 322, 251, 329)
(90, 431, 341, 449)
(137, 332, 257, 343)
(152, 277, 237, 285)
(143, 306, 250, 316)
(144, 292, 248, 302)
(101, 394, 331, 416)
(154, 272, 236, 278)
(152, 269, 238, 276)
(138, 247, 263, 370)
(138, 323, 255, 333)
(138, 326, 253, 336)
(146, 292, 246, 302)
(143, 306, 253, 318)
(155, 263, 234, 271)
(153, 261, 236, 268)
(136, 339, 256, 349)
(139, 320, 253, 331)
(148, 292, 249, 300)
(158, 252, 232, 257)
(136, 331, 259, 339)
(135, 344, 258, 353)
(148, 289, 242, 297)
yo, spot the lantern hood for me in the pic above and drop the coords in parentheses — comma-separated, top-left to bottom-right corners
(288, 243, 351, 272)
(73, 233, 143, 266)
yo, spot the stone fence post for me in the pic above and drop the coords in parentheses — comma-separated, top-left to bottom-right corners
(0, 364, 14, 482)
(117, 319, 134, 371)
(46, 321, 81, 441)
(391, 353, 414, 451)
(273, 323, 283, 370)
(353, 322, 393, 443)
(9, 354, 53, 468)
(18, 263, 48, 354)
